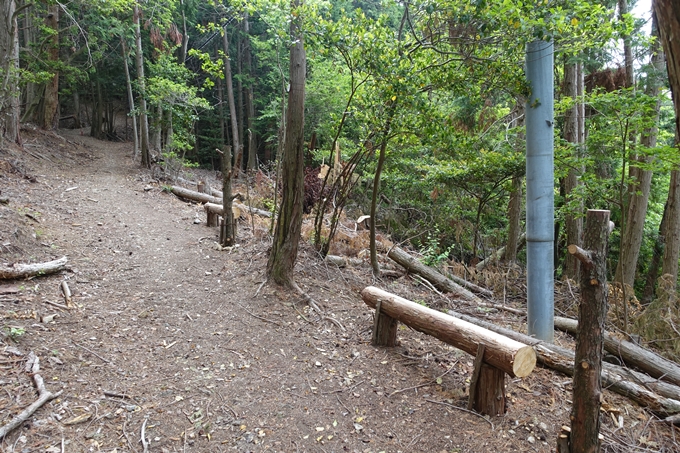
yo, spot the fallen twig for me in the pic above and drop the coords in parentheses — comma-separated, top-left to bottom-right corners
(140, 417, 149, 453)
(60, 281, 73, 307)
(73, 341, 112, 364)
(44, 300, 69, 310)
(0, 352, 63, 438)
(322, 316, 346, 331)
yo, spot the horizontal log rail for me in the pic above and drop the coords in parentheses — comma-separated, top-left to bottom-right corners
(361, 286, 536, 378)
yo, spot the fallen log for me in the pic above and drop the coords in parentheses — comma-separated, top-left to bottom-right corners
(362, 286, 536, 378)
(554, 316, 680, 388)
(170, 186, 272, 218)
(204, 202, 270, 221)
(443, 270, 494, 298)
(387, 246, 485, 304)
(446, 310, 680, 416)
(325, 255, 366, 268)
(171, 185, 221, 204)
(0, 256, 68, 280)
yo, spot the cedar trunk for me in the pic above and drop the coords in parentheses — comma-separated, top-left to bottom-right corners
(267, 0, 305, 287)
(134, 4, 150, 167)
(562, 61, 584, 281)
(654, 0, 680, 283)
(615, 16, 663, 286)
(570, 210, 610, 453)
(220, 146, 235, 246)
(0, 0, 20, 145)
(42, 4, 59, 129)
(243, 13, 257, 170)
(222, 28, 241, 177)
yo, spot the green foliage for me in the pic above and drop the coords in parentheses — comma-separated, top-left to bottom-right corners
(4, 325, 25, 341)
(420, 228, 454, 267)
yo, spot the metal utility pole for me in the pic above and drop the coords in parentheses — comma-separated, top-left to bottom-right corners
(525, 40, 555, 342)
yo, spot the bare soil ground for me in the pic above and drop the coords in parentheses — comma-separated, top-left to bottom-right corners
(1, 128, 679, 453)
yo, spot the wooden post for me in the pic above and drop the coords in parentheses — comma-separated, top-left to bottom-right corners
(468, 344, 506, 416)
(371, 301, 398, 347)
(567, 209, 610, 453)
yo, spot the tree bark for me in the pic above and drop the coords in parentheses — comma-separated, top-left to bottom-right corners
(121, 37, 139, 157)
(662, 170, 680, 280)
(505, 175, 523, 263)
(220, 146, 235, 246)
(41, 4, 59, 129)
(562, 61, 584, 281)
(222, 27, 241, 177)
(361, 286, 536, 378)
(267, 0, 306, 287)
(243, 12, 257, 170)
(0, 0, 21, 145)
(615, 16, 663, 287)
(370, 130, 390, 276)
(654, 0, 680, 283)
(618, 0, 635, 88)
(570, 210, 610, 453)
(133, 4, 150, 167)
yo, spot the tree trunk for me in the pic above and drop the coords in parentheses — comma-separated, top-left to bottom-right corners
(121, 37, 139, 157)
(616, 15, 663, 287)
(152, 103, 162, 151)
(243, 12, 257, 170)
(266, 0, 305, 287)
(134, 4, 150, 167)
(179, 0, 188, 63)
(570, 210, 610, 453)
(370, 132, 389, 276)
(562, 61, 584, 281)
(618, 0, 635, 88)
(0, 0, 21, 145)
(643, 202, 668, 303)
(220, 146, 236, 246)
(222, 27, 241, 177)
(654, 0, 680, 284)
(41, 3, 59, 130)
(661, 170, 680, 280)
(236, 30, 245, 167)
(505, 175, 523, 263)
(73, 91, 81, 129)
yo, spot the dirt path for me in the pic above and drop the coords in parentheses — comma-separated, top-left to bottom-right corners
(2, 129, 677, 452)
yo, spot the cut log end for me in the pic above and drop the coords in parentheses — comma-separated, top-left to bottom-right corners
(513, 346, 537, 378)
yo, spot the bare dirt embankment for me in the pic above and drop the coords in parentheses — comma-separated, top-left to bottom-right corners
(1, 128, 678, 452)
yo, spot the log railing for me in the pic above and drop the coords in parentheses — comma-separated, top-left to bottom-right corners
(361, 286, 536, 416)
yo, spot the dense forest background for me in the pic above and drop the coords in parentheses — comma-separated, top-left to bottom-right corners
(1, 0, 679, 338)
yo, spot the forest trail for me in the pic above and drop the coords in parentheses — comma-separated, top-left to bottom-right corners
(2, 129, 676, 452)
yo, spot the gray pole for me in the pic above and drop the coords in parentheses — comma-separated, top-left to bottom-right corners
(525, 40, 554, 342)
